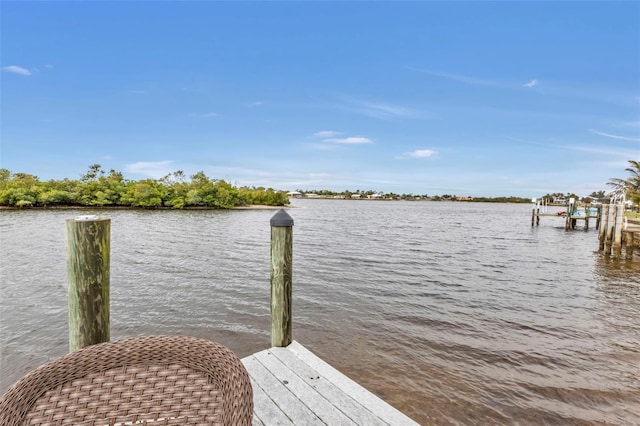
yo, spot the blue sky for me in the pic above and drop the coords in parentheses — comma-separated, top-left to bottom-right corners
(2, 1, 638, 197)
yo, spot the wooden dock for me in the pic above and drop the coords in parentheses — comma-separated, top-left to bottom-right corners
(530, 199, 601, 230)
(242, 341, 419, 426)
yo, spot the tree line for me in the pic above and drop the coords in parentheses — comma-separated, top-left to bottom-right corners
(537, 161, 639, 206)
(0, 165, 289, 209)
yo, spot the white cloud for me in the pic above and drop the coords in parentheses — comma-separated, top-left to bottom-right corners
(523, 79, 539, 88)
(189, 112, 221, 118)
(409, 149, 437, 158)
(589, 129, 640, 142)
(125, 161, 174, 179)
(324, 136, 373, 144)
(397, 149, 437, 159)
(314, 130, 342, 138)
(45, 64, 54, 69)
(2, 65, 32, 76)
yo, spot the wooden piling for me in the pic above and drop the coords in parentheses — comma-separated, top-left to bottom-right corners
(626, 232, 635, 259)
(531, 199, 540, 226)
(598, 205, 609, 251)
(270, 209, 294, 347)
(612, 204, 624, 260)
(584, 208, 589, 231)
(595, 205, 602, 230)
(66, 216, 110, 352)
(531, 205, 535, 226)
(565, 198, 577, 230)
(604, 205, 616, 254)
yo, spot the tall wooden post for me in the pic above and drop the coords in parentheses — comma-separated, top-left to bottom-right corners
(531, 204, 535, 227)
(565, 198, 575, 230)
(270, 210, 293, 347)
(66, 216, 110, 352)
(584, 207, 589, 231)
(612, 204, 624, 260)
(604, 204, 616, 255)
(598, 205, 609, 251)
(595, 205, 601, 230)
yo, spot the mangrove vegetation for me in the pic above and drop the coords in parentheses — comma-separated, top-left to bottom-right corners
(0, 165, 289, 209)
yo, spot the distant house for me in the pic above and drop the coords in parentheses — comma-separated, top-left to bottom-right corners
(287, 191, 302, 198)
(305, 193, 319, 198)
(455, 195, 473, 201)
(351, 194, 361, 199)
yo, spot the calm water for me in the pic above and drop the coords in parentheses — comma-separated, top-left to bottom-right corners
(1, 200, 639, 425)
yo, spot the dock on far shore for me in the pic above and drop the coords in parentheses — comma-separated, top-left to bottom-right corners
(242, 341, 419, 426)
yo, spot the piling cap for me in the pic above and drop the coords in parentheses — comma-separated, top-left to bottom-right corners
(270, 209, 294, 227)
(75, 215, 100, 221)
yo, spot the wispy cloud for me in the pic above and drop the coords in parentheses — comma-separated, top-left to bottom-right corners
(354, 101, 420, 120)
(335, 96, 432, 120)
(410, 67, 541, 92)
(44, 64, 54, 69)
(408, 67, 509, 88)
(314, 130, 342, 138)
(621, 121, 640, 128)
(2, 65, 32, 76)
(189, 112, 221, 118)
(309, 131, 372, 146)
(589, 128, 640, 142)
(324, 136, 373, 144)
(396, 149, 437, 159)
(125, 160, 174, 179)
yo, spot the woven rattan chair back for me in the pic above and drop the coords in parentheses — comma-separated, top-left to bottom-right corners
(0, 335, 253, 425)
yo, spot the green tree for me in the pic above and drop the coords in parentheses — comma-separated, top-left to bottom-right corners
(608, 160, 640, 205)
(121, 179, 164, 207)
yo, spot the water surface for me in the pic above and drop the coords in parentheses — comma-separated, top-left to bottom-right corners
(1, 200, 639, 424)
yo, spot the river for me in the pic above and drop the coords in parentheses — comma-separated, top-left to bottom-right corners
(1, 199, 639, 424)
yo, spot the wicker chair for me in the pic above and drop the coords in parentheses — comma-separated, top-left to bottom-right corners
(0, 335, 253, 425)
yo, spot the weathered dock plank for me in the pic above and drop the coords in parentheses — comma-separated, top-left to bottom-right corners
(242, 341, 419, 426)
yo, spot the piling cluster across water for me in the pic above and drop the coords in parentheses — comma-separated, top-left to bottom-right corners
(531, 199, 636, 261)
(598, 203, 636, 260)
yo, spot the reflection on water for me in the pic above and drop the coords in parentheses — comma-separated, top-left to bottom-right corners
(1, 201, 639, 425)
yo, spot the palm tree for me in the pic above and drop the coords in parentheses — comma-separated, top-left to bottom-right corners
(607, 160, 640, 205)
